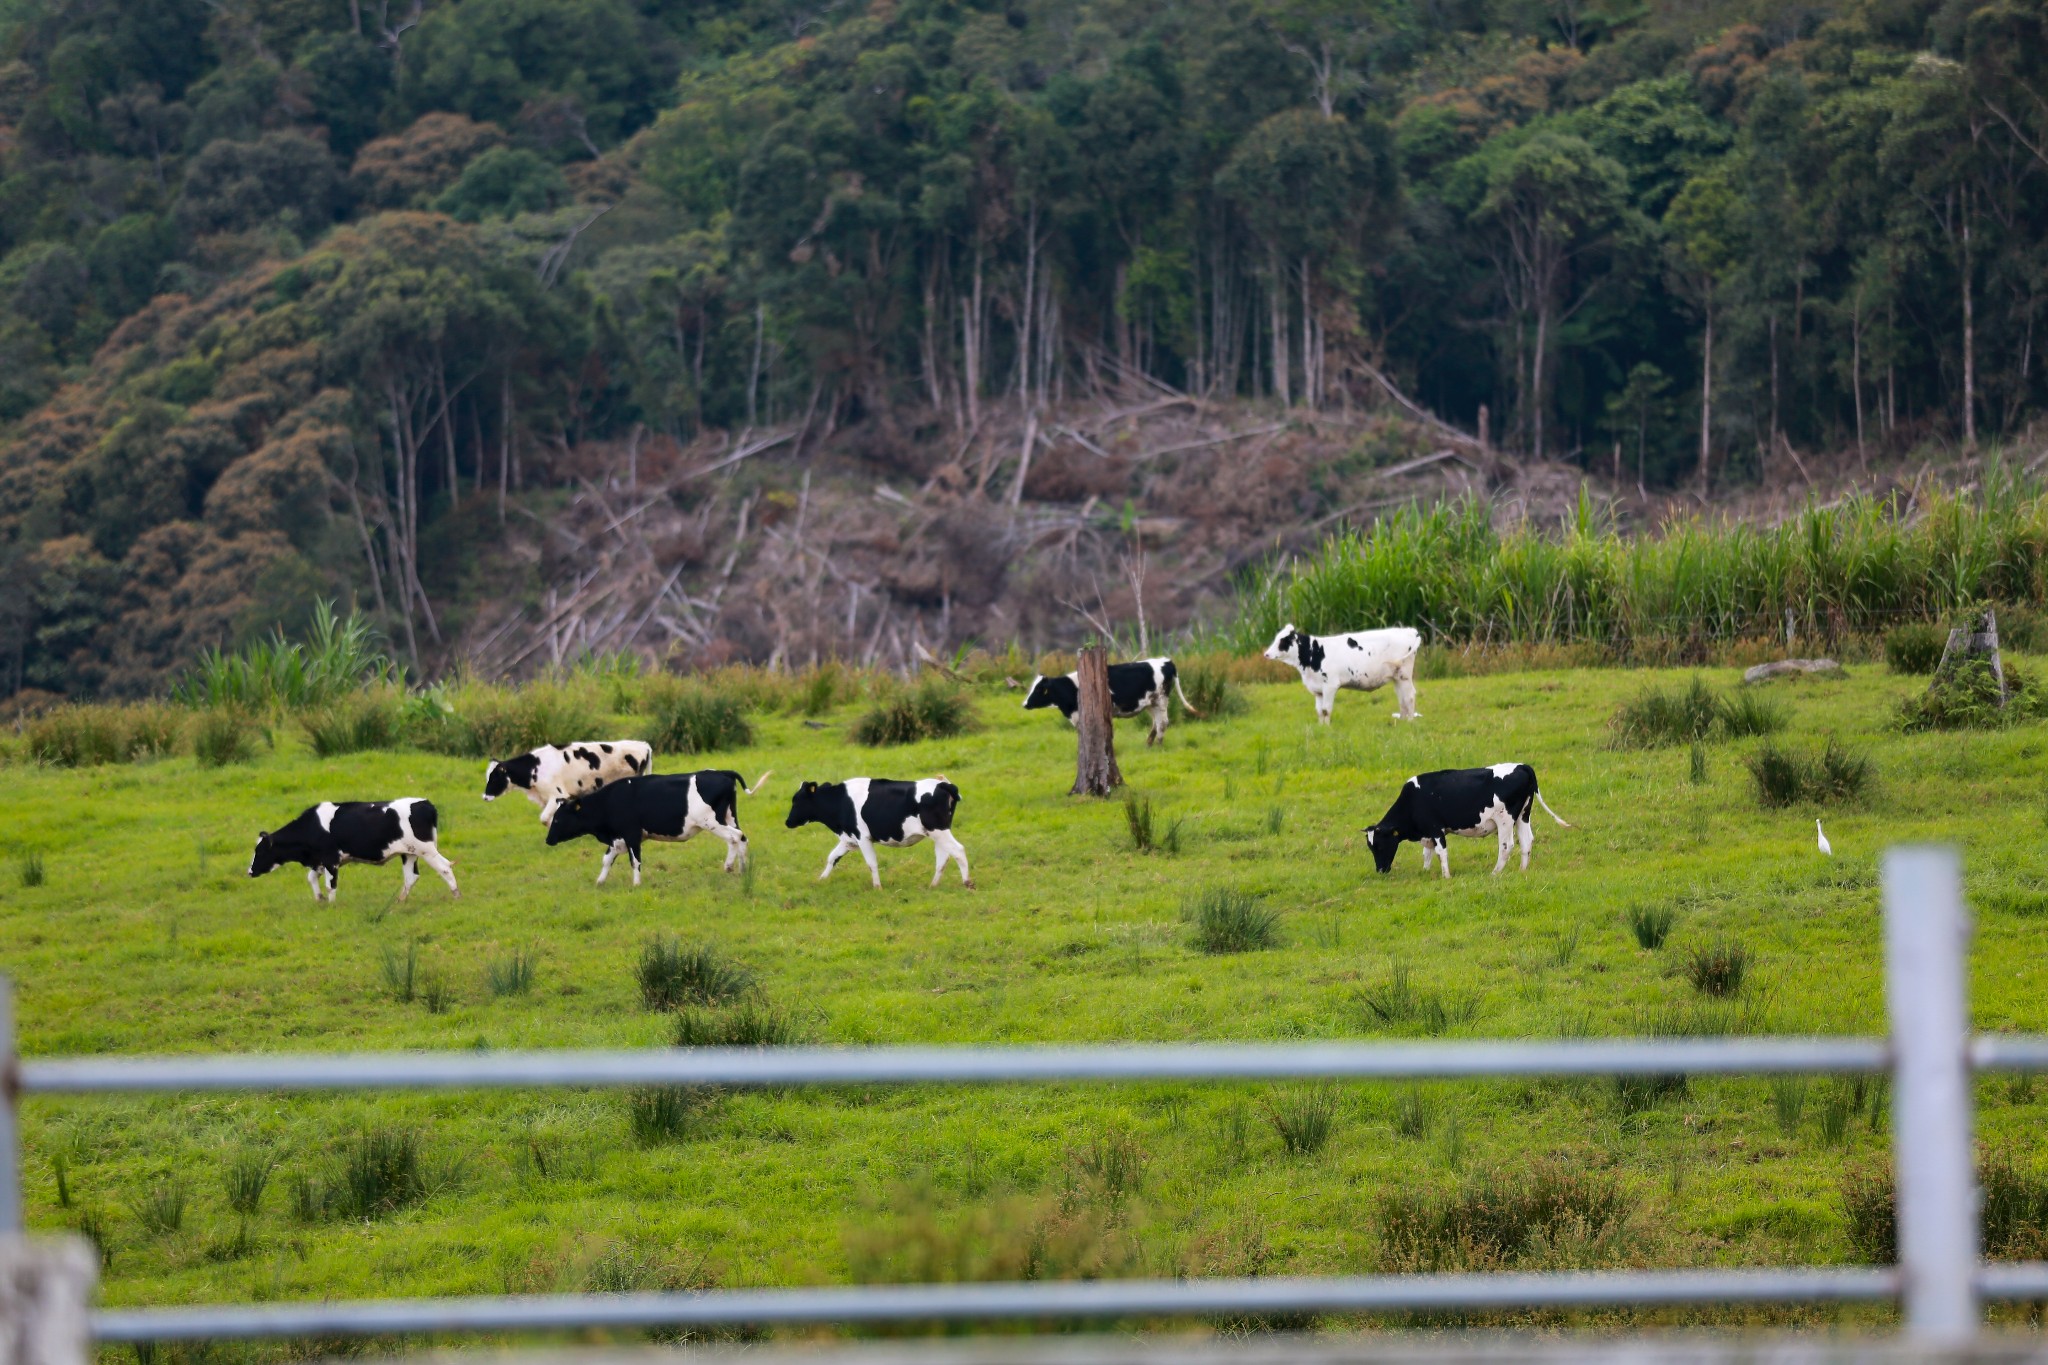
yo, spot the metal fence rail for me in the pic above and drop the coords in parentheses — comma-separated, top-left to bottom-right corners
(3, 845, 2043, 1350)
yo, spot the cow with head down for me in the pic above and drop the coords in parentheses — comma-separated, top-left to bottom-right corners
(1363, 764, 1570, 879)
(1021, 657, 1201, 745)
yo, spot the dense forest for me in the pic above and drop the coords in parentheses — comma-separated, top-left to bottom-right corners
(2, 0, 2046, 696)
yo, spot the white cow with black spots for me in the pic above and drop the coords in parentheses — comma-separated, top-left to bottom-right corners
(1264, 623, 1422, 723)
(482, 740, 654, 825)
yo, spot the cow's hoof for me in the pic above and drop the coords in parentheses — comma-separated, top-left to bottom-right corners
(963, 879, 977, 890)
(450, 889, 462, 899)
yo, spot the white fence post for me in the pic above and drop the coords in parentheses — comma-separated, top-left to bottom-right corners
(1883, 846, 1978, 1342)
(0, 977, 19, 1236)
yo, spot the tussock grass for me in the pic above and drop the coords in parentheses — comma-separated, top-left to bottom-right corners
(382, 941, 421, 1004)
(1815, 1081, 1855, 1146)
(1885, 623, 1947, 674)
(1379, 1161, 1630, 1271)
(17, 852, 44, 888)
(1392, 1087, 1435, 1140)
(224, 1150, 272, 1216)
(1626, 905, 1674, 950)
(1184, 887, 1279, 953)
(485, 946, 537, 997)
(1171, 656, 1249, 721)
(1124, 794, 1184, 855)
(851, 678, 978, 746)
(1073, 1128, 1148, 1200)
(646, 684, 753, 755)
(1686, 940, 1750, 997)
(1609, 677, 1784, 748)
(416, 681, 604, 759)
(334, 1129, 426, 1220)
(1262, 1087, 1336, 1156)
(1770, 1075, 1808, 1135)
(300, 692, 403, 756)
(670, 1001, 805, 1047)
(130, 1179, 187, 1236)
(1358, 963, 1479, 1035)
(25, 704, 184, 767)
(192, 709, 260, 767)
(637, 939, 754, 1010)
(628, 1086, 713, 1145)
(1845, 1148, 2048, 1263)
(1746, 739, 1873, 806)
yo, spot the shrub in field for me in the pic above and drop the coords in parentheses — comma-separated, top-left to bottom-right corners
(1377, 1161, 1630, 1271)
(1171, 656, 1249, 722)
(224, 1150, 273, 1215)
(670, 1001, 805, 1047)
(1357, 963, 1478, 1035)
(335, 1129, 426, 1219)
(1124, 795, 1183, 854)
(1885, 623, 1947, 674)
(1842, 1165, 1896, 1263)
(1844, 1150, 2048, 1263)
(1686, 940, 1749, 997)
(1392, 1088, 1434, 1140)
(18, 853, 45, 888)
(175, 601, 394, 711)
(383, 942, 420, 1003)
(1770, 1075, 1807, 1135)
(131, 1178, 188, 1235)
(1184, 887, 1279, 953)
(1898, 658, 2048, 732)
(75, 1209, 110, 1268)
(1073, 1128, 1148, 1201)
(26, 704, 182, 766)
(847, 1193, 1137, 1286)
(1262, 1087, 1336, 1156)
(646, 685, 753, 755)
(1626, 905, 1674, 950)
(300, 692, 403, 756)
(418, 681, 604, 758)
(628, 1086, 713, 1145)
(851, 677, 979, 746)
(1718, 688, 1786, 738)
(790, 663, 854, 717)
(1609, 677, 1783, 748)
(1815, 1081, 1855, 1146)
(192, 709, 260, 767)
(486, 946, 537, 997)
(1746, 739, 1873, 806)
(637, 938, 754, 1010)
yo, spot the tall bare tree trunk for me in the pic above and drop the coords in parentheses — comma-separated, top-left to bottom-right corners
(747, 301, 765, 428)
(1961, 201, 1977, 449)
(1768, 312, 1780, 455)
(962, 246, 983, 429)
(1532, 300, 1549, 458)
(1268, 246, 1289, 406)
(1070, 645, 1122, 796)
(1697, 295, 1713, 497)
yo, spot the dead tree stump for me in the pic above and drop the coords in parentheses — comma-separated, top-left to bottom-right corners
(1071, 644, 1123, 796)
(1936, 608, 2006, 705)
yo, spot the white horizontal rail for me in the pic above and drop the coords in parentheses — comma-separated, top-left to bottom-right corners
(18, 1037, 1901, 1094)
(87, 1269, 1906, 1342)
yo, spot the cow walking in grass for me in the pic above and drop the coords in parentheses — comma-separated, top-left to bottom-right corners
(1264, 624, 1421, 723)
(785, 778, 970, 888)
(483, 741, 653, 825)
(249, 800, 457, 902)
(1363, 764, 1570, 879)
(1022, 659, 1202, 745)
(545, 770, 772, 886)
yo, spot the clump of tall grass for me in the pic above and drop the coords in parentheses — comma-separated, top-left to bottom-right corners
(130, 1178, 188, 1236)
(627, 1086, 714, 1145)
(175, 600, 395, 711)
(485, 946, 537, 997)
(299, 691, 403, 756)
(224, 1150, 273, 1215)
(1686, 940, 1750, 997)
(1124, 794, 1183, 854)
(1377, 1161, 1630, 1271)
(1770, 1075, 1808, 1135)
(790, 662, 855, 717)
(25, 703, 184, 767)
(646, 684, 753, 755)
(670, 1001, 805, 1047)
(333, 1129, 427, 1219)
(1357, 963, 1479, 1035)
(1171, 656, 1249, 722)
(192, 709, 261, 767)
(1844, 1148, 2048, 1263)
(414, 680, 604, 759)
(850, 677, 979, 746)
(1262, 1087, 1337, 1156)
(1626, 905, 1674, 950)
(1885, 623, 1947, 674)
(1608, 677, 1784, 748)
(1184, 887, 1280, 953)
(637, 938, 755, 1010)
(1072, 1128, 1149, 1200)
(1231, 486, 2048, 655)
(1898, 658, 2048, 732)
(17, 853, 45, 888)
(382, 941, 421, 1003)
(1746, 738, 1873, 806)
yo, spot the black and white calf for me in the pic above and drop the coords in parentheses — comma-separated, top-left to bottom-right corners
(483, 741, 653, 825)
(1363, 764, 1571, 879)
(784, 778, 970, 888)
(248, 800, 458, 902)
(544, 770, 772, 885)
(1264, 624, 1422, 723)
(1021, 658, 1201, 745)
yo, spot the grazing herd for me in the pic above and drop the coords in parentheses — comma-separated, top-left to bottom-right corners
(247, 625, 1572, 900)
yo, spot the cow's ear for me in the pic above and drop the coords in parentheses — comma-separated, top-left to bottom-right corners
(257, 830, 269, 840)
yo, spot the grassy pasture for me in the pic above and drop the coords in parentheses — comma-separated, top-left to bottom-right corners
(6, 661, 2048, 1335)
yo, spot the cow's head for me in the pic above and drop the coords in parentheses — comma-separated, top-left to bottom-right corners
(1021, 675, 1051, 709)
(1264, 625, 1300, 664)
(248, 831, 279, 878)
(786, 780, 826, 829)
(544, 797, 595, 846)
(1021, 674, 1079, 716)
(1362, 824, 1403, 874)
(483, 752, 541, 800)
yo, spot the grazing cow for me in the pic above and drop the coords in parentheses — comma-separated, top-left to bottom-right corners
(1264, 624, 1422, 723)
(544, 770, 772, 885)
(784, 778, 970, 888)
(248, 800, 457, 902)
(1022, 658, 1203, 745)
(1363, 764, 1571, 879)
(482, 741, 654, 825)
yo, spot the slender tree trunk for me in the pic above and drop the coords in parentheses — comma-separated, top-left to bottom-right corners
(747, 301, 765, 428)
(438, 369, 460, 509)
(1299, 257, 1314, 409)
(1851, 296, 1866, 470)
(1961, 199, 1977, 449)
(1532, 300, 1549, 458)
(1697, 293, 1713, 497)
(1768, 312, 1780, 455)
(1070, 644, 1122, 796)
(1017, 203, 1038, 404)
(962, 246, 983, 428)
(497, 374, 511, 526)
(1268, 245, 1289, 406)
(692, 314, 707, 435)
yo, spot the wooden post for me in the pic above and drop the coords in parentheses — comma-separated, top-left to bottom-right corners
(1071, 644, 1122, 797)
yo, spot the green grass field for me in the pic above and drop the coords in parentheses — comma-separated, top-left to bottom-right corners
(6, 660, 2048, 1333)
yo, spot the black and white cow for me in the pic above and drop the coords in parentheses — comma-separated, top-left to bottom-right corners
(1363, 764, 1571, 879)
(248, 800, 458, 902)
(1264, 623, 1422, 723)
(784, 778, 970, 888)
(1021, 658, 1202, 745)
(544, 770, 772, 885)
(483, 741, 654, 825)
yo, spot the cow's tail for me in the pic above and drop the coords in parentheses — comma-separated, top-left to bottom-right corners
(743, 770, 775, 796)
(1535, 791, 1572, 827)
(1170, 670, 1204, 717)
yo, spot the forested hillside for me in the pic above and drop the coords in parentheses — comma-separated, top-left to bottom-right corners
(2, 0, 2046, 696)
